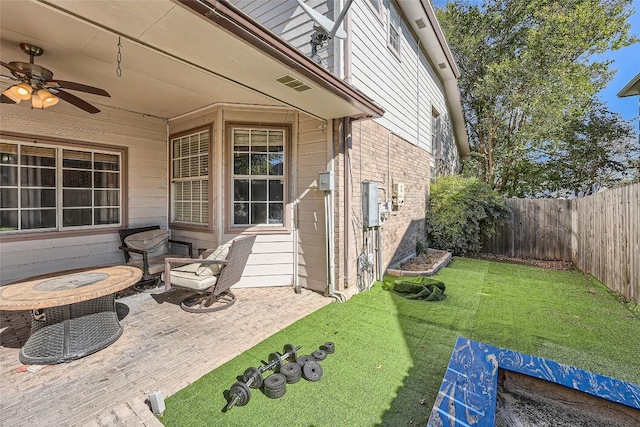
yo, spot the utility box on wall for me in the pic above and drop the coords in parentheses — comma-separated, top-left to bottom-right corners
(362, 182, 379, 228)
(318, 171, 334, 191)
(392, 183, 405, 208)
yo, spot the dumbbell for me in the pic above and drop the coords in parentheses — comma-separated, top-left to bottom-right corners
(260, 344, 301, 373)
(225, 367, 264, 410)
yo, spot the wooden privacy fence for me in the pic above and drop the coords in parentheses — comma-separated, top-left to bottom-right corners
(483, 183, 639, 304)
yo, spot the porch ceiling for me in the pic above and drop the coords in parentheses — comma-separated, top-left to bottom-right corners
(0, 0, 378, 120)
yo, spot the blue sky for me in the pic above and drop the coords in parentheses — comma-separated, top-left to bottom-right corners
(599, 1, 640, 123)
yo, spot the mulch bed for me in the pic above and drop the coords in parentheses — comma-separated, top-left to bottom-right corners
(397, 252, 443, 271)
(471, 253, 574, 270)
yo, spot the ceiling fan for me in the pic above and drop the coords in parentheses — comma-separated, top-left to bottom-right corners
(1, 43, 110, 114)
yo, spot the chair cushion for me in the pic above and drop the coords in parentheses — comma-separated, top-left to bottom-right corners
(196, 241, 232, 276)
(128, 255, 184, 275)
(161, 267, 218, 291)
(124, 229, 170, 262)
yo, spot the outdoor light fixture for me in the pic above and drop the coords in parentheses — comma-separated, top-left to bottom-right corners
(2, 84, 59, 109)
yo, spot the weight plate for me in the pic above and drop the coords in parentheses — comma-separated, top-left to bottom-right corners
(268, 352, 284, 372)
(243, 367, 264, 389)
(302, 361, 323, 382)
(296, 355, 315, 367)
(283, 343, 298, 362)
(280, 362, 302, 384)
(264, 373, 287, 390)
(229, 381, 251, 407)
(265, 385, 287, 399)
(323, 342, 335, 354)
(312, 349, 327, 361)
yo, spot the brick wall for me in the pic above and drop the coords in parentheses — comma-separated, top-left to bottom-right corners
(334, 119, 431, 294)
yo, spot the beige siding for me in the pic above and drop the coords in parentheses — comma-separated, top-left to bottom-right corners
(0, 102, 167, 284)
(296, 115, 328, 293)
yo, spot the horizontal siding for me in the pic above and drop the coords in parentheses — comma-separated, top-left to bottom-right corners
(0, 102, 167, 284)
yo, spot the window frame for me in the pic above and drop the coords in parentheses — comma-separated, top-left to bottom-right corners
(387, 2, 402, 60)
(0, 132, 127, 241)
(225, 123, 291, 234)
(169, 125, 213, 232)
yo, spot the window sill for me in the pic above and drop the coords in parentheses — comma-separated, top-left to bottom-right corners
(225, 225, 291, 235)
(0, 226, 122, 243)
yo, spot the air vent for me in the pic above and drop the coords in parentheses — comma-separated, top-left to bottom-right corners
(438, 62, 447, 69)
(415, 18, 427, 29)
(275, 75, 313, 92)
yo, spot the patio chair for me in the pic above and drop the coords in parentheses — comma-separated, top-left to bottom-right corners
(161, 234, 256, 313)
(119, 225, 193, 285)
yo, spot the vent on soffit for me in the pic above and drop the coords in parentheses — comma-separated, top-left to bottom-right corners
(275, 74, 313, 92)
(415, 18, 427, 29)
(438, 62, 447, 69)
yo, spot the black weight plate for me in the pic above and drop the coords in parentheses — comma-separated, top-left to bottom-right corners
(280, 362, 302, 384)
(303, 361, 323, 382)
(229, 381, 251, 407)
(297, 355, 315, 367)
(243, 367, 263, 389)
(265, 385, 287, 399)
(268, 352, 284, 372)
(323, 342, 335, 354)
(264, 373, 287, 390)
(283, 343, 298, 362)
(312, 349, 327, 361)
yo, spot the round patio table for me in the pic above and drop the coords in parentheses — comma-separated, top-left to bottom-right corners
(0, 266, 142, 365)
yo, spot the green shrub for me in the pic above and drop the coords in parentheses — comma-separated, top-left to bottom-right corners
(416, 239, 428, 256)
(426, 176, 510, 255)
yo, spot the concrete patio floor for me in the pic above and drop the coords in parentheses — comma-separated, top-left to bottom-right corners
(0, 286, 332, 426)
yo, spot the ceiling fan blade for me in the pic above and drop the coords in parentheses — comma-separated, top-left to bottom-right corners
(1, 93, 17, 104)
(55, 89, 101, 114)
(0, 61, 27, 75)
(48, 80, 110, 97)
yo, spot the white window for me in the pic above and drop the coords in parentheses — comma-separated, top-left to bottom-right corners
(432, 110, 442, 160)
(231, 127, 285, 227)
(171, 130, 209, 225)
(368, 0, 381, 14)
(0, 141, 122, 233)
(388, 3, 401, 58)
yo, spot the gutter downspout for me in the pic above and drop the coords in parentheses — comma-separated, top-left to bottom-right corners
(326, 119, 346, 302)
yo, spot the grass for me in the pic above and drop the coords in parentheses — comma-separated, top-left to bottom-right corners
(160, 258, 640, 426)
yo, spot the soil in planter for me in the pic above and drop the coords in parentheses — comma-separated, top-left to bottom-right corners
(398, 252, 442, 271)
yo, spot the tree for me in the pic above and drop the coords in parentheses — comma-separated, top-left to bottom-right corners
(436, 0, 637, 196)
(544, 104, 639, 196)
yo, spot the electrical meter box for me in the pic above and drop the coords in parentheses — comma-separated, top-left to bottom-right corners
(392, 183, 405, 207)
(362, 182, 379, 228)
(318, 171, 334, 191)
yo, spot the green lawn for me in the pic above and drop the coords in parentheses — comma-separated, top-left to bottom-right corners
(160, 258, 640, 426)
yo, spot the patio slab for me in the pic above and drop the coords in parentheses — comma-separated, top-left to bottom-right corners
(0, 286, 332, 426)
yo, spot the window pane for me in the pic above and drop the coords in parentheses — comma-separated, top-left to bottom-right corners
(252, 130, 268, 152)
(21, 168, 56, 187)
(22, 189, 56, 208)
(234, 179, 249, 201)
(21, 146, 55, 167)
(251, 180, 267, 201)
(94, 190, 120, 206)
(63, 208, 92, 227)
(268, 131, 284, 148)
(21, 209, 56, 229)
(234, 130, 250, 152)
(63, 170, 91, 188)
(251, 154, 268, 175)
(269, 180, 284, 202)
(251, 203, 267, 224)
(63, 189, 92, 207)
(234, 153, 249, 175)
(234, 203, 249, 224)
(269, 154, 284, 175)
(63, 150, 92, 169)
(269, 204, 283, 225)
(94, 153, 119, 171)
(94, 208, 119, 224)
(1, 166, 18, 186)
(0, 211, 18, 230)
(1, 143, 18, 165)
(1, 188, 18, 208)
(94, 171, 119, 188)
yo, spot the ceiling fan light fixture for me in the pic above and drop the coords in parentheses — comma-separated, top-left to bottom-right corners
(31, 94, 43, 109)
(2, 87, 22, 103)
(10, 83, 33, 101)
(37, 89, 59, 108)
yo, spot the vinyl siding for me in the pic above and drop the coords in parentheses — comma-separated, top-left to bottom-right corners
(0, 102, 167, 284)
